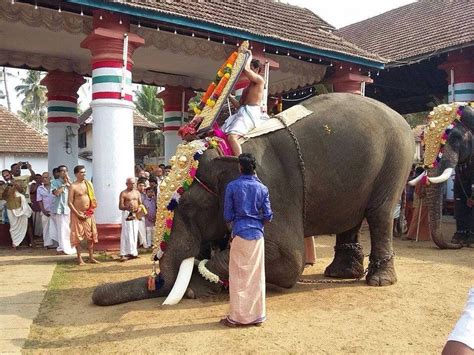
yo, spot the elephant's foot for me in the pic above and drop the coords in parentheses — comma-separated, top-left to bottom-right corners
(185, 270, 224, 299)
(324, 243, 364, 279)
(366, 253, 397, 286)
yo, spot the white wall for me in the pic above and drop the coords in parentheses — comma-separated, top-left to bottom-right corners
(0, 153, 48, 177)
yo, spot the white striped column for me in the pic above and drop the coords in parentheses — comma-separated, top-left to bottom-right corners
(81, 11, 144, 226)
(440, 49, 474, 103)
(159, 85, 194, 163)
(41, 70, 85, 173)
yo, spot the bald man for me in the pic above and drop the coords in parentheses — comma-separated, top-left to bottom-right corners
(118, 177, 142, 262)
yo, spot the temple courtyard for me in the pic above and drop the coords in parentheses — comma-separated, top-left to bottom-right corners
(0, 218, 472, 353)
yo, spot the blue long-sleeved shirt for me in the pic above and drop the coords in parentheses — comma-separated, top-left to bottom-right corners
(224, 174, 273, 240)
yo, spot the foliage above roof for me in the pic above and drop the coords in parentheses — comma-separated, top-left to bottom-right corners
(336, 0, 474, 63)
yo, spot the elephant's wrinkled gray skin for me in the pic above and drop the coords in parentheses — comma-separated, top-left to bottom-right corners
(423, 105, 474, 249)
(93, 93, 415, 306)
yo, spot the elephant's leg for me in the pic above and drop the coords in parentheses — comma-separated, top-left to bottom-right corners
(324, 223, 365, 279)
(185, 248, 229, 299)
(187, 235, 304, 298)
(365, 206, 397, 286)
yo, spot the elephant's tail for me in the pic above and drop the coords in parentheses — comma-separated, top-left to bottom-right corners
(92, 277, 164, 306)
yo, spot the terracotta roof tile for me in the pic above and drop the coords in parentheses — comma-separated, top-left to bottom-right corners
(109, 0, 385, 63)
(0, 106, 48, 154)
(336, 0, 474, 62)
(78, 107, 158, 129)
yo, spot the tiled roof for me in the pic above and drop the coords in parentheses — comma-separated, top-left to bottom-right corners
(336, 0, 474, 62)
(78, 107, 158, 129)
(101, 0, 385, 64)
(0, 105, 48, 154)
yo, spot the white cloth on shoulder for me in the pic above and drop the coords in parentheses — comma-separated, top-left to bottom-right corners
(7, 191, 32, 247)
(447, 287, 474, 349)
(222, 105, 268, 136)
(120, 210, 139, 257)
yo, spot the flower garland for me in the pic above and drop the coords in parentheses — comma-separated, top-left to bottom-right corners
(198, 259, 229, 287)
(422, 103, 464, 169)
(147, 138, 220, 291)
(193, 51, 238, 115)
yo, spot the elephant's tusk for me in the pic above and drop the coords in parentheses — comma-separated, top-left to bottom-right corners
(427, 168, 454, 184)
(408, 171, 427, 186)
(162, 257, 195, 306)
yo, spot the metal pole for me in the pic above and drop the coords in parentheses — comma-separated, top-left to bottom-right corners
(121, 33, 129, 99)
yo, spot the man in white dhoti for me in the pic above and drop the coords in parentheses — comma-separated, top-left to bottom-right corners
(51, 165, 76, 255)
(221, 153, 273, 327)
(37, 172, 57, 248)
(222, 55, 268, 156)
(118, 178, 143, 261)
(2, 168, 34, 248)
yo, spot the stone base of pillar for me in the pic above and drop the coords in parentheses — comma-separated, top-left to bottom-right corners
(95, 224, 121, 251)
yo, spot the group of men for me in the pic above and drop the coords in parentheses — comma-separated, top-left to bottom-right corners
(0, 163, 99, 265)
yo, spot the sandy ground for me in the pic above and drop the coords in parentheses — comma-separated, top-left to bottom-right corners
(23, 220, 473, 354)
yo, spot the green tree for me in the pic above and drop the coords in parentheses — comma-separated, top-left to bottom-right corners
(15, 70, 47, 129)
(134, 85, 164, 126)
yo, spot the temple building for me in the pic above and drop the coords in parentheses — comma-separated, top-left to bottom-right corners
(1, 0, 386, 246)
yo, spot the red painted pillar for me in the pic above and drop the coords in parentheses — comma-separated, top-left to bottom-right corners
(81, 10, 144, 251)
(439, 48, 474, 103)
(158, 85, 195, 163)
(41, 70, 85, 173)
(328, 67, 373, 95)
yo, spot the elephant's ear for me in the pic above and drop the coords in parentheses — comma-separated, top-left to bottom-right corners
(211, 156, 240, 194)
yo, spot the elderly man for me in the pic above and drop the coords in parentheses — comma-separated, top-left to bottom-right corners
(68, 165, 99, 265)
(36, 172, 57, 248)
(118, 177, 143, 262)
(51, 165, 76, 255)
(221, 153, 273, 327)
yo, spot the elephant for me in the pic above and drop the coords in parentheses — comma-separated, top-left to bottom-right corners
(409, 103, 474, 249)
(93, 93, 415, 306)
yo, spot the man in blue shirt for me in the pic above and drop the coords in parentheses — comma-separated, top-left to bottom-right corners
(221, 153, 272, 327)
(51, 165, 76, 255)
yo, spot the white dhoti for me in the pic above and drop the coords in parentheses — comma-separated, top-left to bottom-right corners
(222, 105, 268, 136)
(32, 211, 43, 237)
(7, 193, 32, 247)
(146, 226, 155, 249)
(51, 213, 76, 255)
(137, 218, 148, 248)
(304, 236, 316, 265)
(120, 211, 139, 257)
(42, 212, 57, 247)
(227, 236, 266, 325)
(447, 288, 474, 349)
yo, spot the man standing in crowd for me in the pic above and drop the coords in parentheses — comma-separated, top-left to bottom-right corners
(68, 165, 99, 265)
(221, 153, 272, 327)
(1, 168, 33, 248)
(36, 172, 57, 248)
(51, 165, 76, 255)
(118, 177, 142, 262)
(30, 173, 43, 237)
(11, 162, 36, 244)
(136, 177, 149, 249)
(142, 186, 156, 249)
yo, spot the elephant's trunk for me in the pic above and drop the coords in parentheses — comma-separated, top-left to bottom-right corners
(92, 277, 170, 306)
(425, 182, 463, 249)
